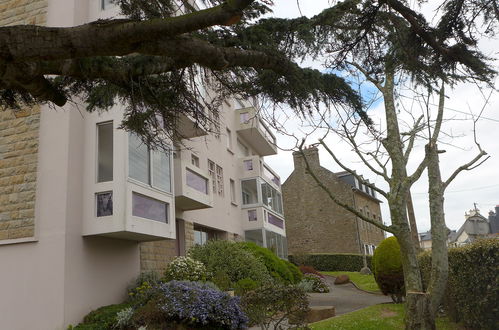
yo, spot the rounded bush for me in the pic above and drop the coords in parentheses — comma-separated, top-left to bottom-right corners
(189, 240, 272, 285)
(372, 236, 404, 302)
(239, 242, 299, 284)
(163, 256, 206, 282)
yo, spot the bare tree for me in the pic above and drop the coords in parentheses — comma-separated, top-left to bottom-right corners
(295, 62, 489, 329)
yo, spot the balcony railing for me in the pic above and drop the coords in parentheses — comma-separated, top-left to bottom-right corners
(235, 107, 277, 156)
(239, 156, 281, 188)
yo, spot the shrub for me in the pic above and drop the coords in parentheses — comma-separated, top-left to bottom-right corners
(241, 283, 309, 329)
(74, 303, 132, 330)
(372, 236, 404, 302)
(133, 281, 248, 329)
(299, 274, 330, 293)
(234, 278, 260, 296)
(163, 256, 206, 282)
(126, 271, 161, 307)
(298, 265, 324, 278)
(289, 253, 372, 271)
(283, 259, 303, 283)
(189, 240, 272, 284)
(212, 270, 232, 291)
(239, 242, 298, 284)
(113, 307, 134, 329)
(419, 238, 499, 330)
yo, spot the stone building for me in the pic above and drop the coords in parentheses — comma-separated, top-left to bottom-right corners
(0, 1, 286, 329)
(282, 146, 385, 256)
(449, 206, 499, 246)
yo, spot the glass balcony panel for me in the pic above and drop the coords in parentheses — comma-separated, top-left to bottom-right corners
(132, 192, 168, 223)
(186, 169, 208, 194)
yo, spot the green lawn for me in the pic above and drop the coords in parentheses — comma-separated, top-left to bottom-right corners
(310, 303, 462, 330)
(321, 271, 380, 293)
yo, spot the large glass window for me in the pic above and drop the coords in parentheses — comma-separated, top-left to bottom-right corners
(97, 122, 113, 182)
(129, 134, 149, 184)
(186, 169, 208, 194)
(245, 229, 264, 246)
(265, 230, 287, 259)
(152, 151, 171, 192)
(241, 179, 258, 205)
(132, 192, 168, 223)
(128, 134, 171, 192)
(260, 181, 283, 214)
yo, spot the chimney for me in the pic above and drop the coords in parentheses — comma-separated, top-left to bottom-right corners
(292, 146, 320, 171)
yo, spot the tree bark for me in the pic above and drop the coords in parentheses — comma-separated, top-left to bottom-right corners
(425, 143, 449, 319)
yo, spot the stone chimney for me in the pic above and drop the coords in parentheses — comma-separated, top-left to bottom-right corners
(292, 146, 320, 171)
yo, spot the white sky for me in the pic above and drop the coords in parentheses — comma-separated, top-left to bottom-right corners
(263, 1, 499, 233)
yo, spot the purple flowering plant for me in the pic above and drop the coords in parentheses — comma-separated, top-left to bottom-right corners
(157, 281, 248, 330)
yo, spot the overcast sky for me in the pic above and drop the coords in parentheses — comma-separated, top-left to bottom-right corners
(263, 1, 499, 233)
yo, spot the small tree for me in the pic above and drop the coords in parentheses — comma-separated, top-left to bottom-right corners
(372, 237, 405, 303)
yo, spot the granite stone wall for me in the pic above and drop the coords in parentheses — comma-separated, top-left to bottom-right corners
(0, 1, 47, 242)
(283, 148, 361, 255)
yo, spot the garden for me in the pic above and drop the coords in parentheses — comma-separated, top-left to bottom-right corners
(72, 241, 331, 330)
(72, 237, 498, 330)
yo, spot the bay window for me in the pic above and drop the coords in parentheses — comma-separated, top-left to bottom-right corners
(128, 133, 171, 193)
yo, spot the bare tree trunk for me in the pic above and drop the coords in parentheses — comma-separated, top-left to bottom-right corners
(407, 191, 421, 250)
(426, 143, 449, 318)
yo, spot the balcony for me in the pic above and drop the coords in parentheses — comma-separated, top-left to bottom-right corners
(177, 113, 208, 139)
(235, 107, 277, 156)
(241, 206, 286, 234)
(83, 119, 176, 241)
(174, 155, 213, 211)
(239, 156, 281, 188)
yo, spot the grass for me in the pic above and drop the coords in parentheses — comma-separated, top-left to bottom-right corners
(321, 271, 380, 293)
(310, 303, 462, 330)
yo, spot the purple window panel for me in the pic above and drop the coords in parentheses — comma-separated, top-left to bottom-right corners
(248, 209, 257, 222)
(240, 112, 250, 123)
(132, 193, 168, 223)
(267, 212, 284, 229)
(244, 160, 253, 171)
(186, 169, 208, 194)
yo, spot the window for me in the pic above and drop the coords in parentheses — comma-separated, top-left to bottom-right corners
(97, 122, 113, 182)
(186, 169, 208, 194)
(240, 112, 250, 123)
(267, 212, 284, 229)
(260, 181, 283, 214)
(248, 209, 257, 221)
(230, 179, 236, 203)
(216, 165, 224, 196)
(128, 134, 171, 192)
(194, 230, 209, 245)
(241, 179, 258, 204)
(243, 159, 253, 171)
(191, 154, 199, 167)
(96, 191, 113, 217)
(226, 128, 233, 150)
(132, 192, 168, 223)
(101, 0, 113, 10)
(208, 160, 216, 194)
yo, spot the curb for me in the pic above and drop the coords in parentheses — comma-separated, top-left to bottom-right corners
(325, 275, 384, 296)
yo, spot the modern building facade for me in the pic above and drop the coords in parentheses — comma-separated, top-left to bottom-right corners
(0, 1, 286, 329)
(282, 146, 385, 257)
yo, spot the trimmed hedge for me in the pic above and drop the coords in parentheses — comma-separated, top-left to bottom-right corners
(419, 238, 499, 330)
(289, 253, 372, 271)
(372, 237, 404, 302)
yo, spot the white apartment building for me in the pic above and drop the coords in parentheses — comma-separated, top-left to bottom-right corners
(0, 1, 286, 329)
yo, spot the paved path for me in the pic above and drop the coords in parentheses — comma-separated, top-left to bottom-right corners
(308, 276, 391, 315)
